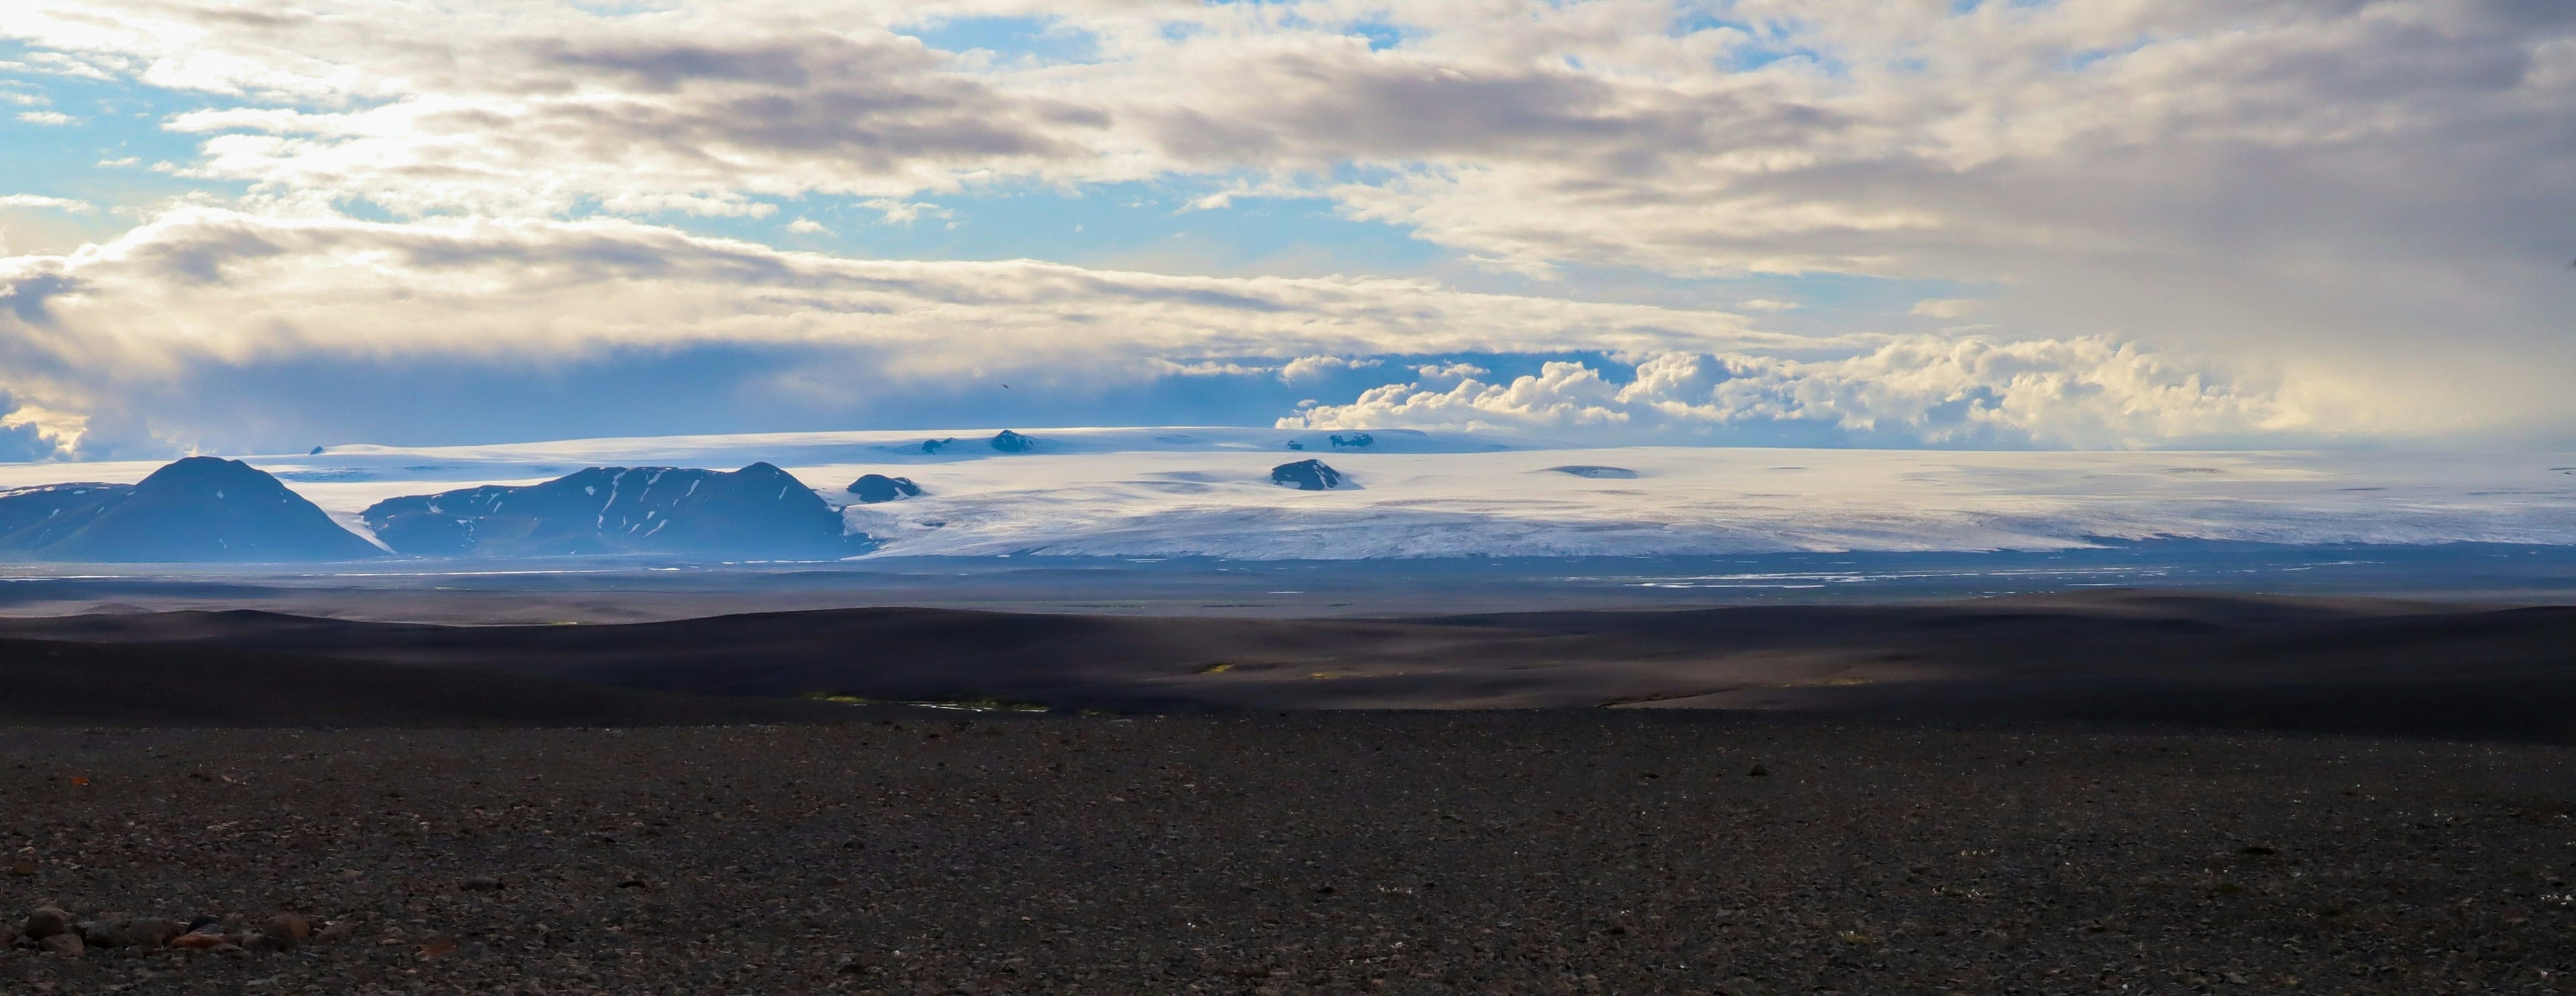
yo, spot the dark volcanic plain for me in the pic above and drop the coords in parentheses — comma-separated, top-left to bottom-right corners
(5, 592, 2576, 993)
(5, 718, 2575, 995)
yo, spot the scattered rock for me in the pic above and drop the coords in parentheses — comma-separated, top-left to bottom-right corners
(847, 474, 923, 503)
(264, 913, 311, 946)
(77, 918, 125, 948)
(38, 932, 83, 956)
(1270, 459, 1346, 491)
(125, 918, 184, 948)
(316, 920, 358, 943)
(170, 928, 231, 952)
(462, 875, 504, 891)
(1748, 764, 1770, 777)
(25, 906, 72, 939)
(237, 930, 289, 952)
(7, 847, 32, 876)
(1328, 433, 1375, 449)
(0, 919, 16, 949)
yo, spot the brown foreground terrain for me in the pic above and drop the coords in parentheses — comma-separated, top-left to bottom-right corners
(2, 716, 2573, 994)
(5, 591, 2576, 993)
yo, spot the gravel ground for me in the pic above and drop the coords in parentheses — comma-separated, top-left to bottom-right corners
(3, 714, 2573, 995)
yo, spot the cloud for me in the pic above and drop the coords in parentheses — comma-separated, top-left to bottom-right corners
(0, 1, 2570, 447)
(1739, 298, 1799, 313)
(0, 391, 83, 461)
(15, 4, 1118, 217)
(784, 217, 830, 235)
(0, 208, 1810, 451)
(1413, 362, 1489, 384)
(14, 111, 74, 125)
(0, 195, 93, 213)
(1277, 355, 1382, 384)
(1282, 337, 2322, 449)
(1910, 298, 1977, 319)
(859, 199, 947, 225)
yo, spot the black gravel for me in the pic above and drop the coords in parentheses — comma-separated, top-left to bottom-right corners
(4, 714, 2574, 994)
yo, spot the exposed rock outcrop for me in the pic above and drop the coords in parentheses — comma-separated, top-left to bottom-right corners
(1270, 459, 1347, 491)
(847, 474, 922, 504)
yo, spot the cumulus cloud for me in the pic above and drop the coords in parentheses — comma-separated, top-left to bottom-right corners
(9, 3, 1113, 217)
(1277, 355, 1383, 384)
(0, 392, 83, 461)
(0, 195, 92, 213)
(0, 1, 2569, 446)
(1283, 337, 2320, 449)
(0, 208, 1810, 451)
(14, 111, 74, 126)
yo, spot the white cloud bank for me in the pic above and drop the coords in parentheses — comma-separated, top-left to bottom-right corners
(0, 1, 2569, 451)
(1283, 338, 2317, 449)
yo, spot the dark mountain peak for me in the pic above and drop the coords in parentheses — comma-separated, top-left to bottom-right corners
(990, 429, 1036, 453)
(140, 455, 277, 490)
(363, 463, 864, 559)
(848, 474, 922, 504)
(0, 457, 380, 563)
(1271, 459, 1346, 491)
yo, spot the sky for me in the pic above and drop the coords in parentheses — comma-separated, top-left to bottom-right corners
(0, 0, 2569, 460)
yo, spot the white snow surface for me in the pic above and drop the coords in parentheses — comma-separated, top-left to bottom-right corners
(7, 427, 2576, 559)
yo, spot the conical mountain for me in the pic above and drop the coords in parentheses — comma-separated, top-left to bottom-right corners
(5, 457, 382, 562)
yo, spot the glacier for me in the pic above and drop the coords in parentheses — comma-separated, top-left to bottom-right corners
(3, 427, 2573, 560)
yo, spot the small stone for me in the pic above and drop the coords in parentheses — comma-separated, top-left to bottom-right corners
(1748, 764, 1770, 777)
(461, 875, 504, 892)
(1716, 979, 1768, 996)
(237, 930, 288, 953)
(123, 919, 183, 948)
(0, 919, 16, 949)
(2224, 971, 2249, 985)
(39, 932, 84, 956)
(7, 848, 33, 876)
(264, 913, 311, 945)
(25, 906, 72, 939)
(171, 932, 232, 952)
(316, 920, 358, 943)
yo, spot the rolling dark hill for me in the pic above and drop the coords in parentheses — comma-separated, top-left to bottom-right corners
(7, 591, 2576, 739)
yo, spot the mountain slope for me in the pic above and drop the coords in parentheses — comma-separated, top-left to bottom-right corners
(362, 462, 861, 559)
(0, 458, 382, 563)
